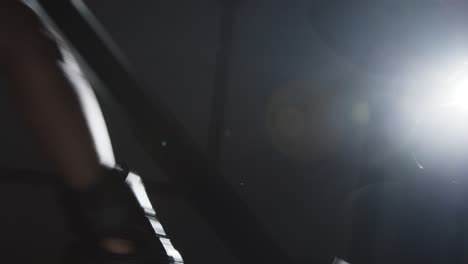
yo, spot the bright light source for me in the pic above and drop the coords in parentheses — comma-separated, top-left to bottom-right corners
(442, 62, 468, 110)
(411, 62, 468, 176)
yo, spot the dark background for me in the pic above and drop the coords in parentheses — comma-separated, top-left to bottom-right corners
(3, 0, 468, 263)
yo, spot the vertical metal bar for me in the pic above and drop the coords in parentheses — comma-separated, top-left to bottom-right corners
(208, 0, 238, 165)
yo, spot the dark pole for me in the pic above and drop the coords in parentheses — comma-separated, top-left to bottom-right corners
(208, 0, 238, 165)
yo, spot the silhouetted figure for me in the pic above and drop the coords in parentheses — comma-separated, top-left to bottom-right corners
(0, 1, 168, 262)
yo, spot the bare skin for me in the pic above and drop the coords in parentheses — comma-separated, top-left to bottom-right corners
(0, 0, 132, 255)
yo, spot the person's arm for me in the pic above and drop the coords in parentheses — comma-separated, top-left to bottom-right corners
(0, 2, 171, 259)
(0, 0, 103, 189)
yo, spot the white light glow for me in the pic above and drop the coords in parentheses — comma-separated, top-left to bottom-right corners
(410, 61, 468, 173)
(126, 172, 157, 217)
(441, 61, 468, 110)
(126, 172, 184, 262)
(161, 238, 184, 263)
(59, 46, 117, 168)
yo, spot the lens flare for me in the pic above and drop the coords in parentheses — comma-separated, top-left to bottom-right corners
(411, 62, 468, 176)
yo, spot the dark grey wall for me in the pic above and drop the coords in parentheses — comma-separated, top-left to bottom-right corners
(80, 1, 368, 262)
(81, 0, 221, 182)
